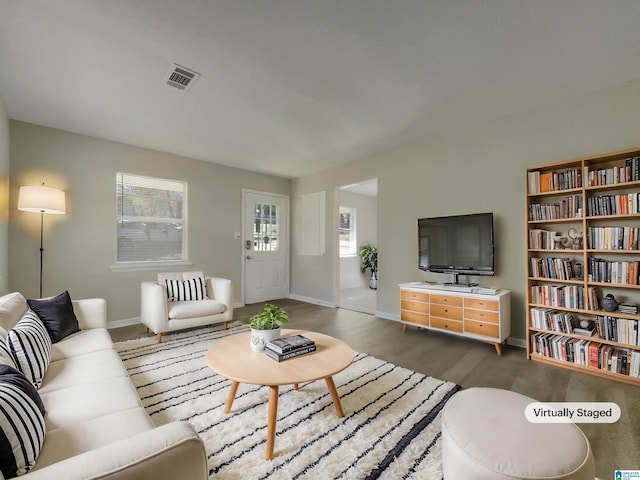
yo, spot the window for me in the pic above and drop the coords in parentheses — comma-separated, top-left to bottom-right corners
(253, 202, 279, 252)
(339, 206, 356, 256)
(116, 173, 187, 265)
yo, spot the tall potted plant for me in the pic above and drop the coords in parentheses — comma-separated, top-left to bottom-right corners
(359, 243, 378, 290)
(249, 303, 290, 352)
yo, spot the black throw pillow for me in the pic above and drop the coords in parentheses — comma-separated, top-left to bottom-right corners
(27, 291, 80, 343)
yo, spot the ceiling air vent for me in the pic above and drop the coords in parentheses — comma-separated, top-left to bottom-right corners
(163, 63, 200, 91)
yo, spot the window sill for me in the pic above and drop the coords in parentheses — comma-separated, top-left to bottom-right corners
(110, 260, 193, 273)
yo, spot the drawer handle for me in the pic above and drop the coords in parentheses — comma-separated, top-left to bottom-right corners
(444, 309, 448, 313)
(444, 324, 449, 328)
(479, 324, 483, 327)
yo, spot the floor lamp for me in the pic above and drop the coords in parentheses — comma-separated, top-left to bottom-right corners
(17, 184, 66, 298)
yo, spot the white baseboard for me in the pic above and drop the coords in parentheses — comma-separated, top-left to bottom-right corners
(375, 310, 399, 321)
(233, 301, 245, 309)
(107, 317, 140, 329)
(288, 294, 335, 308)
(507, 337, 526, 348)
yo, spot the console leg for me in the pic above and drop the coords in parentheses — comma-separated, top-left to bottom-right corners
(494, 343, 502, 356)
(402, 323, 407, 333)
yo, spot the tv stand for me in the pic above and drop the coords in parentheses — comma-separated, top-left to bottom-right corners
(444, 273, 478, 287)
(444, 282, 479, 287)
(399, 283, 511, 356)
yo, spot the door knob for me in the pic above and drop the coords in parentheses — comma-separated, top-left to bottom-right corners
(246, 255, 252, 260)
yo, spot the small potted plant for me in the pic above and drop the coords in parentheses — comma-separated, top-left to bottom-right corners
(249, 303, 290, 352)
(359, 243, 378, 290)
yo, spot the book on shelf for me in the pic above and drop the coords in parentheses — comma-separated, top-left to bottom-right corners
(265, 344, 317, 362)
(266, 334, 316, 354)
(530, 332, 640, 377)
(573, 327, 595, 337)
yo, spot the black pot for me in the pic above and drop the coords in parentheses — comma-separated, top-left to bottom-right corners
(601, 294, 618, 312)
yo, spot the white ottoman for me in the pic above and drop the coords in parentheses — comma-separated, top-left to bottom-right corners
(441, 388, 595, 480)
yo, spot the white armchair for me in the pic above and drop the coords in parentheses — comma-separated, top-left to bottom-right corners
(141, 271, 233, 342)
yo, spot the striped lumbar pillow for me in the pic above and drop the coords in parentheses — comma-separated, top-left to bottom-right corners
(0, 366, 46, 477)
(7, 310, 52, 389)
(165, 277, 208, 302)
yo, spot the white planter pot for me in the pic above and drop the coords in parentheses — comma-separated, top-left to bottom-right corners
(250, 327, 281, 352)
(370, 273, 377, 290)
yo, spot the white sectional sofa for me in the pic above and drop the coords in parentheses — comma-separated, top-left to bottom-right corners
(0, 292, 208, 479)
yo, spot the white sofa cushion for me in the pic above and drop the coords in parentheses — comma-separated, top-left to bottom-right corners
(50, 329, 114, 362)
(34, 407, 154, 471)
(40, 377, 144, 430)
(7, 311, 52, 389)
(0, 367, 46, 478)
(168, 299, 226, 319)
(0, 292, 29, 333)
(39, 349, 127, 394)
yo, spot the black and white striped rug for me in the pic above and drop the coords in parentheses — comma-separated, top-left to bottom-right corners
(115, 323, 460, 479)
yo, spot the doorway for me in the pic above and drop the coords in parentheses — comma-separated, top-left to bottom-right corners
(336, 179, 378, 314)
(243, 189, 290, 304)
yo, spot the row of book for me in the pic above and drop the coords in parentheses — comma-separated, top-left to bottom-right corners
(528, 196, 583, 221)
(529, 285, 594, 310)
(586, 157, 640, 186)
(529, 257, 577, 281)
(587, 226, 640, 251)
(594, 315, 640, 346)
(528, 229, 561, 250)
(531, 333, 640, 377)
(586, 193, 640, 217)
(587, 258, 640, 285)
(528, 168, 582, 194)
(530, 308, 577, 333)
(265, 334, 316, 362)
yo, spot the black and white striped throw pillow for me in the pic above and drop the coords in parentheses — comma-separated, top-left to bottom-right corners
(165, 277, 208, 302)
(7, 310, 52, 389)
(0, 366, 46, 477)
(0, 339, 17, 370)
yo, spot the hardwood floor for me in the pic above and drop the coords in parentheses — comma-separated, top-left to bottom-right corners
(110, 299, 639, 477)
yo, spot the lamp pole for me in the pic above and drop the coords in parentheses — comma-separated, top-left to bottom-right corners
(39, 210, 44, 298)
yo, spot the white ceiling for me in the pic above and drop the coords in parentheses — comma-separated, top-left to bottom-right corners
(1, 1, 640, 179)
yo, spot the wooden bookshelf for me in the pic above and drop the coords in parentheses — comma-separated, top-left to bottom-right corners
(526, 148, 640, 386)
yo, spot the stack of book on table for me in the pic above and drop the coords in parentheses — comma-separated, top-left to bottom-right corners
(265, 334, 316, 362)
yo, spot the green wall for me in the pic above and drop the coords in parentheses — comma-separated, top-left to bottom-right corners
(8, 121, 290, 324)
(291, 80, 640, 343)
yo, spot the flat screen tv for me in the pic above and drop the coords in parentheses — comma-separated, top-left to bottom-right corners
(418, 212, 495, 285)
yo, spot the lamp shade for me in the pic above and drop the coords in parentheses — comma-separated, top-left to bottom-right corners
(17, 185, 66, 214)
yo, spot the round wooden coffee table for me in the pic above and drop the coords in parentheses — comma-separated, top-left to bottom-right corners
(205, 329, 354, 459)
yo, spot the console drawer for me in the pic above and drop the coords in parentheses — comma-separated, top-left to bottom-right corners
(464, 319, 499, 338)
(464, 309, 499, 324)
(430, 316, 463, 333)
(401, 299, 429, 313)
(401, 290, 429, 302)
(464, 297, 498, 311)
(430, 304, 463, 320)
(401, 310, 429, 326)
(430, 294, 463, 307)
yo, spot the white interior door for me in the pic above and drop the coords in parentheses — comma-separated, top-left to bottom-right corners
(244, 190, 289, 304)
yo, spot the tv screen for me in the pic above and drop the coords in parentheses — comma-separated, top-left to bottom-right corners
(418, 213, 495, 277)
